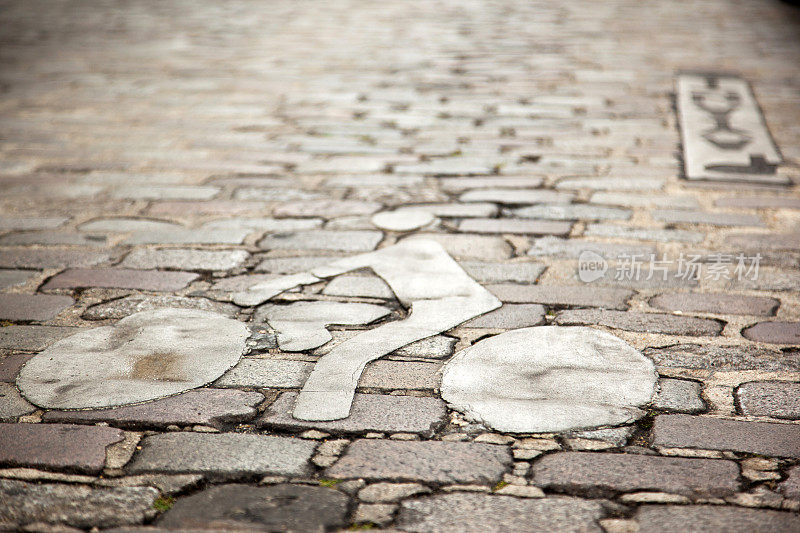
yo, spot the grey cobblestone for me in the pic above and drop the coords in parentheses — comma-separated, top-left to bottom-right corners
(120, 249, 249, 271)
(42, 268, 198, 291)
(458, 261, 545, 284)
(735, 381, 800, 419)
(1, 0, 799, 529)
(488, 284, 633, 310)
(590, 192, 699, 209)
(555, 310, 723, 336)
(742, 322, 800, 344)
(652, 210, 764, 227)
(527, 236, 655, 259)
(510, 204, 631, 221)
(531, 452, 739, 497)
(259, 392, 447, 434)
(459, 189, 574, 205)
(158, 484, 348, 532)
(44, 389, 264, 429)
(0, 479, 158, 529)
(397, 494, 605, 532)
(643, 343, 800, 372)
(327, 440, 511, 483)
(0, 423, 124, 474)
(403, 234, 512, 260)
(128, 433, 316, 477)
(650, 293, 779, 317)
(636, 505, 800, 533)
(584, 224, 705, 243)
(652, 378, 706, 414)
(0, 294, 74, 321)
(82, 294, 238, 320)
(0, 382, 35, 420)
(653, 414, 800, 458)
(457, 218, 573, 236)
(259, 230, 383, 252)
(0, 249, 111, 269)
(0, 326, 78, 352)
(0, 270, 35, 289)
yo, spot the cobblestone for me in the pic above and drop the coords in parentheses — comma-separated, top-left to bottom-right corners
(123, 228, 250, 245)
(531, 452, 739, 497)
(462, 304, 546, 329)
(510, 204, 631, 221)
(0, 231, 109, 246)
(0, 294, 74, 321)
(0, 354, 33, 382)
(326, 440, 511, 483)
(42, 268, 198, 291)
(259, 230, 383, 252)
(457, 218, 573, 236)
(652, 210, 764, 227)
(359, 482, 431, 502)
(82, 294, 238, 320)
(396, 494, 605, 533)
(0, 326, 78, 352)
(403, 234, 512, 260)
(0, 423, 124, 474)
(555, 310, 723, 336)
(0, 382, 35, 420)
(742, 322, 800, 344)
(652, 378, 706, 413)
(459, 189, 574, 205)
(259, 391, 447, 434)
(653, 414, 800, 458)
(0, 249, 110, 269)
(715, 196, 800, 209)
(584, 224, 705, 243)
(128, 433, 316, 477)
(650, 293, 779, 317)
(488, 284, 633, 309)
(725, 233, 800, 252)
(458, 261, 545, 284)
(527, 236, 655, 259)
(272, 199, 382, 218)
(0, 479, 158, 529)
(644, 344, 800, 372)
(44, 389, 264, 429)
(0, 270, 35, 289)
(735, 381, 800, 419)
(636, 505, 800, 533)
(555, 177, 665, 191)
(590, 192, 699, 209)
(120, 249, 249, 271)
(215, 358, 311, 388)
(1, 0, 799, 529)
(158, 484, 348, 531)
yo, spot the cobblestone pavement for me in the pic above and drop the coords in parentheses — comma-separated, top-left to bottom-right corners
(1, 0, 800, 531)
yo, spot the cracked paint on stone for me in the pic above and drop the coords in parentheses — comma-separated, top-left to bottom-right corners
(441, 326, 657, 433)
(17, 309, 249, 409)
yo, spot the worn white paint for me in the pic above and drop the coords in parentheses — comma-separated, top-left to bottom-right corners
(232, 273, 320, 307)
(17, 309, 249, 409)
(441, 326, 657, 433)
(371, 209, 435, 231)
(259, 301, 391, 351)
(232, 239, 501, 421)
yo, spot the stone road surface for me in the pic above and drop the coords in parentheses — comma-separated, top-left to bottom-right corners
(1, 0, 800, 531)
